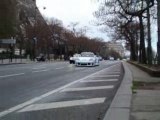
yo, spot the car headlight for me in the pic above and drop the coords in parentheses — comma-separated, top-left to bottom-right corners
(75, 58, 80, 62)
(70, 57, 73, 60)
(75, 58, 79, 60)
(89, 58, 94, 61)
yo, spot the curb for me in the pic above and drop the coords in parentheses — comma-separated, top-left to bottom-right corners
(0, 62, 27, 66)
(0, 60, 67, 66)
(128, 61, 160, 77)
(103, 62, 132, 120)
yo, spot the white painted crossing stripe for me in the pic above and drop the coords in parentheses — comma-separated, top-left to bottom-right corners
(0, 73, 25, 78)
(80, 79, 118, 83)
(93, 73, 120, 76)
(106, 72, 120, 74)
(18, 97, 106, 112)
(0, 64, 117, 118)
(61, 85, 114, 92)
(92, 75, 119, 77)
(98, 71, 120, 74)
(32, 69, 49, 73)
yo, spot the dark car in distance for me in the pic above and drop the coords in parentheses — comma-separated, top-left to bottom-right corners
(36, 54, 46, 61)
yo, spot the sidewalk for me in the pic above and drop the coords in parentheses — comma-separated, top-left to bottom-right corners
(127, 63, 160, 120)
(103, 62, 132, 120)
(103, 61, 160, 120)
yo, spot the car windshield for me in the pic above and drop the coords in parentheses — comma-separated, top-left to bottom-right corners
(81, 52, 95, 57)
(73, 54, 81, 57)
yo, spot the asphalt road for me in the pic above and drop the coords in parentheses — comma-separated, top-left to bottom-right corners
(0, 60, 124, 120)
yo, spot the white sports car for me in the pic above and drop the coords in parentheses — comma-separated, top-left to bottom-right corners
(75, 52, 99, 66)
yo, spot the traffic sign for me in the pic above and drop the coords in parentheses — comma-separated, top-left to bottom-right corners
(0, 39, 16, 44)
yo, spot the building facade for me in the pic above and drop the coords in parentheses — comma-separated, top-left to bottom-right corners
(106, 42, 125, 57)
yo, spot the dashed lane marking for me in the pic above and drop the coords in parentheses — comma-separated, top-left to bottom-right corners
(32, 69, 49, 73)
(55, 67, 65, 70)
(32, 67, 46, 70)
(0, 73, 25, 78)
(18, 97, 106, 112)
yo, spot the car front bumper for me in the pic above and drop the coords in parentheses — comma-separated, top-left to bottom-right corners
(75, 61, 95, 66)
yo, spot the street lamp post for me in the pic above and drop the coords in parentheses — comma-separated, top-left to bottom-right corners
(33, 5, 39, 60)
(32, 2, 47, 60)
(33, 37, 37, 60)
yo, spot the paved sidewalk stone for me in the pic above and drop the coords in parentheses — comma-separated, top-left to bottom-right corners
(127, 63, 160, 120)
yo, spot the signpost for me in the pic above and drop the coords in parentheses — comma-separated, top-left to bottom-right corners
(0, 38, 16, 62)
(0, 39, 16, 44)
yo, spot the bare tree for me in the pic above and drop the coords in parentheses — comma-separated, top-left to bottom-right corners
(68, 22, 79, 36)
(95, 0, 155, 64)
(0, 0, 17, 38)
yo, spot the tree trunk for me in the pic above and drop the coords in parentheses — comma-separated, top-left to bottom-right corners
(135, 31, 139, 60)
(139, 15, 147, 64)
(157, 0, 160, 65)
(130, 39, 137, 61)
(147, 0, 152, 65)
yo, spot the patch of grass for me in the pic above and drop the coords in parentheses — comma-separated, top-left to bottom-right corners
(131, 81, 143, 94)
(131, 80, 160, 91)
(132, 81, 140, 88)
(131, 86, 137, 94)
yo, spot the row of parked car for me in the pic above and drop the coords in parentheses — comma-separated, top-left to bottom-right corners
(69, 52, 102, 67)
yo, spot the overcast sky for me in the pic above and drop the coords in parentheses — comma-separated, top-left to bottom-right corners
(36, 0, 109, 41)
(37, 0, 157, 51)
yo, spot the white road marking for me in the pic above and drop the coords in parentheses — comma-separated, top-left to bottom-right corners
(32, 67, 46, 70)
(75, 68, 85, 70)
(68, 64, 74, 67)
(61, 85, 114, 92)
(0, 64, 117, 118)
(80, 79, 118, 83)
(32, 69, 49, 73)
(18, 97, 106, 112)
(106, 72, 120, 74)
(36, 64, 47, 67)
(92, 75, 119, 77)
(0, 73, 25, 78)
(113, 70, 121, 72)
(55, 67, 65, 70)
